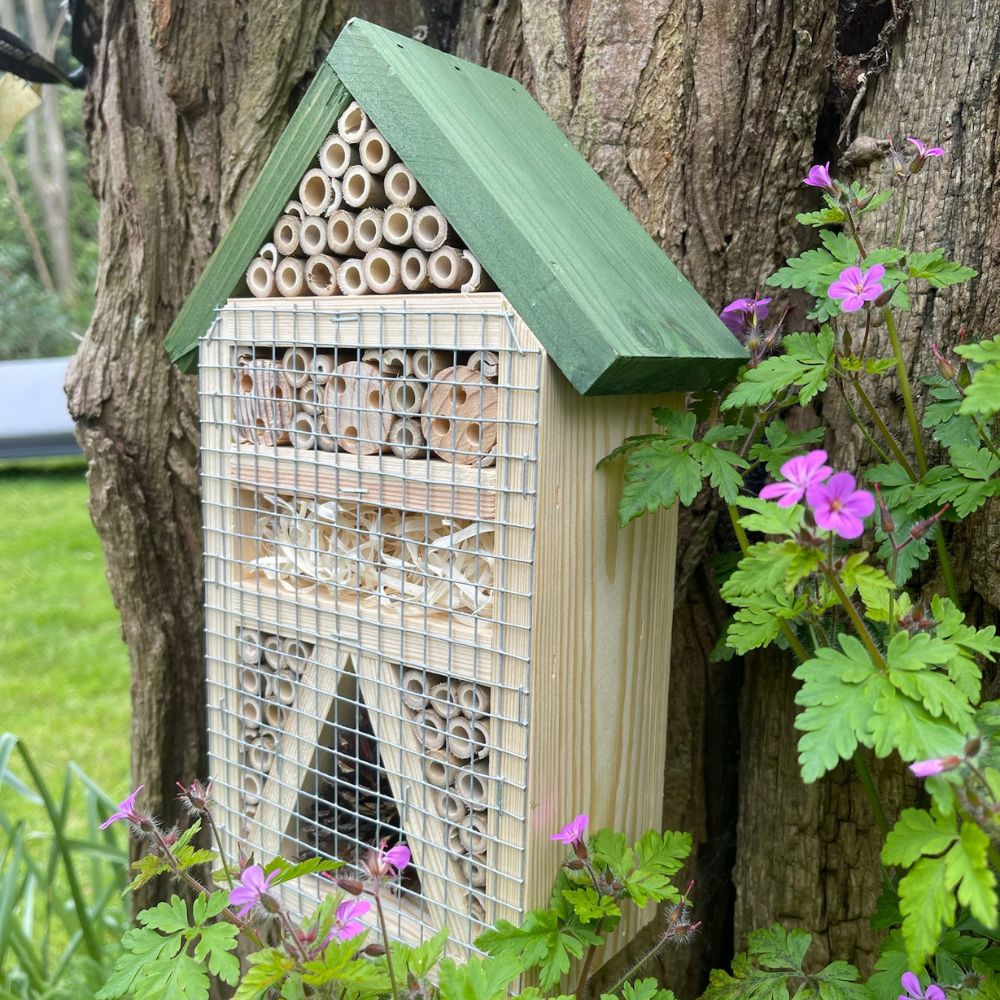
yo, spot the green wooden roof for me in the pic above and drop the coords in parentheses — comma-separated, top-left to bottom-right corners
(165, 18, 746, 394)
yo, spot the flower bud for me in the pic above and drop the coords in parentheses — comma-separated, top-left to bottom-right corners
(363, 943, 386, 957)
(873, 485, 894, 535)
(161, 827, 179, 847)
(964, 736, 982, 758)
(337, 878, 364, 896)
(873, 285, 896, 308)
(573, 839, 589, 861)
(931, 342, 957, 381)
(565, 858, 585, 870)
(260, 892, 282, 915)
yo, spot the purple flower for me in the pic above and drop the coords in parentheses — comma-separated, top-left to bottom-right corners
(827, 265, 886, 313)
(322, 898, 372, 945)
(759, 450, 832, 508)
(551, 814, 589, 846)
(99, 785, 145, 830)
(906, 137, 944, 159)
(909, 756, 961, 779)
(365, 840, 410, 880)
(720, 296, 772, 337)
(900, 971, 946, 1000)
(803, 162, 836, 191)
(806, 472, 876, 539)
(229, 864, 279, 919)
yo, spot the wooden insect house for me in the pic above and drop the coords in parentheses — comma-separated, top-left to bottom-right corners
(165, 18, 744, 962)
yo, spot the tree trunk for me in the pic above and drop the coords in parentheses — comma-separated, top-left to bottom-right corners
(71, 0, 1000, 987)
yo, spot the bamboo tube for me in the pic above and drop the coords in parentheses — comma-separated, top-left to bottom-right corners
(387, 417, 425, 459)
(305, 254, 340, 296)
(237, 628, 261, 664)
(424, 748, 461, 789)
(364, 248, 404, 294)
(413, 206, 448, 251)
(326, 210, 358, 255)
(300, 168, 334, 216)
(422, 365, 498, 465)
(310, 354, 336, 384)
(281, 347, 312, 388)
(401, 248, 431, 291)
(275, 257, 306, 297)
(327, 177, 344, 214)
(239, 665, 262, 695)
(463, 857, 488, 889)
(246, 732, 276, 774)
(234, 361, 294, 446)
(431, 788, 469, 824)
(298, 215, 328, 256)
(337, 100, 368, 143)
(461, 250, 494, 293)
(456, 681, 491, 718)
(324, 359, 390, 454)
(354, 208, 384, 253)
(448, 825, 468, 856)
(381, 349, 410, 377)
(470, 895, 487, 923)
(243, 772, 262, 806)
(283, 200, 305, 220)
(468, 351, 500, 382)
(273, 215, 301, 256)
(447, 715, 490, 760)
(428, 680, 460, 718)
(279, 638, 310, 673)
(316, 414, 338, 452)
(343, 165, 389, 209)
(387, 378, 424, 414)
(240, 697, 262, 730)
(246, 257, 275, 298)
(336, 258, 368, 295)
(410, 349, 450, 380)
(298, 381, 321, 414)
(384, 163, 429, 207)
(414, 710, 447, 751)
(456, 814, 488, 855)
(319, 134, 358, 178)
(454, 762, 490, 810)
(428, 246, 474, 291)
(359, 128, 396, 174)
(262, 634, 282, 669)
(401, 668, 430, 711)
(244, 800, 258, 819)
(383, 205, 414, 246)
(264, 701, 287, 729)
(258, 242, 279, 268)
(290, 411, 317, 450)
(265, 669, 296, 707)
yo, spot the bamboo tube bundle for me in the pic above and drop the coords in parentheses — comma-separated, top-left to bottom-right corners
(359, 128, 396, 174)
(324, 360, 391, 453)
(343, 165, 389, 209)
(264, 668, 297, 707)
(273, 214, 301, 256)
(319, 134, 358, 178)
(455, 813, 488, 855)
(336, 258, 368, 295)
(281, 347, 313, 388)
(275, 257, 306, 297)
(264, 700, 287, 729)
(246, 730, 277, 774)
(245, 256, 275, 298)
(309, 353, 336, 384)
(422, 365, 499, 465)
(431, 789, 469, 824)
(241, 696, 263, 730)
(414, 709, 448, 751)
(305, 255, 340, 296)
(279, 637, 311, 674)
(300, 168, 335, 216)
(424, 748, 463, 789)
(364, 248, 404, 294)
(401, 667, 430, 711)
(298, 380, 322, 414)
(262, 633, 282, 670)
(460, 250, 495, 293)
(456, 681, 490, 719)
(234, 360, 294, 446)
(298, 216, 328, 256)
(411, 349, 450, 381)
(289, 411, 317, 450)
(401, 248, 431, 291)
(354, 209, 384, 253)
(365, 348, 410, 377)
(382, 205, 414, 246)
(384, 163, 429, 207)
(428, 679, 460, 718)
(387, 377, 424, 414)
(237, 627, 261, 664)
(387, 417, 425, 459)
(468, 351, 500, 382)
(337, 100, 369, 143)
(428, 246, 474, 291)
(327, 210, 358, 256)
(447, 715, 490, 760)
(412, 206, 448, 251)
(453, 761, 490, 811)
(238, 664, 262, 696)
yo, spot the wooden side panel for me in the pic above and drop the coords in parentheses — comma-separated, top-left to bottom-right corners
(525, 312, 679, 967)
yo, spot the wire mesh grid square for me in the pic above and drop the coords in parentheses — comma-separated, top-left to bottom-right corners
(200, 297, 541, 952)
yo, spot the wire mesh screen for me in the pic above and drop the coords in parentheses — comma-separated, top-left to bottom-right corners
(200, 296, 541, 952)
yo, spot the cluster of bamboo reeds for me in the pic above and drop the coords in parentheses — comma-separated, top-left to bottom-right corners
(250, 492, 496, 616)
(246, 101, 493, 298)
(234, 346, 499, 465)
(402, 667, 491, 914)
(235, 629, 314, 823)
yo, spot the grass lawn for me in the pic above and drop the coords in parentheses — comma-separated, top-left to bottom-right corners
(0, 457, 131, 820)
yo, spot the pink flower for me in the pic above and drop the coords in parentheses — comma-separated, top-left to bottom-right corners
(322, 898, 372, 945)
(720, 296, 771, 337)
(759, 450, 832, 508)
(899, 971, 945, 1000)
(909, 756, 961, 779)
(551, 813, 589, 846)
(906, 137, 944, 159)
(364, 840, 410, 880)
(806, 472, 875, 539)
(229, 864, 279, 919)
(100, 785, 145, 830)
(827, 265, 886, 313)
(803, 162, 835, 190)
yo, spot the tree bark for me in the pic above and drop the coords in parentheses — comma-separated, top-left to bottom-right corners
(72, 0, 1000, 987)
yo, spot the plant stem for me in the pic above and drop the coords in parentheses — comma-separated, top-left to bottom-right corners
(844, 206, 869, 259)
(853, 750, 891, 836)
(892, 179, 909, 248)
(972, 414, 1000, 465)
(849, 377, 917, 478)
(374, 890, 400, 1000)
(823, 566, 888, 673)
(279, 908, 310, 964)
(836, 380, 893, 465)
(576, 917, 605, 1000)
(882, 308, 928, 476)
(204, 809, 235, 892)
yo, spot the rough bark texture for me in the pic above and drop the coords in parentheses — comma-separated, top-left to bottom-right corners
(71, 0, 1000, 990)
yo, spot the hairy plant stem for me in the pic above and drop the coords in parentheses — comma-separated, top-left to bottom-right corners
(374, 890, 400, 1000)
(852, 749, 891, 836)
(892, 178, 910, 248)
(576, 916, 605, 1000)
(845, 206, 870, 259)
(849, 377, 917, 478)
(836, 380, 893, 465)
(204, 809, 235, 892)
(823, 566, 889, 674)
(279, 908, 310, 964)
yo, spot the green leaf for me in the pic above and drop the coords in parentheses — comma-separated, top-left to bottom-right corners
(193, 921, 240, 986)
(721, 330, 835, 410)
(690, 442, 749, 503)
(883, 808, 958, 868)
(908, 249, 978, 287)
(768, 248, 847, 295)
(840, 555, 896, 623)
(898, 856, 956, 965)
(734, 496, 805, 538)
(127, 854, 173, 893)
(722, 541, 821, 602)
(726, 591, 806, 655)
(563, 887, 621, 922)
(138, 896, 192, 935)
(264, 855, 343, 885)
(406, 926, 450, 978)
(232, 949, 295, 1000)
(945, 823, 998, 929)
(617, 441, 704, 526)
(821, 230, 858, 263)
(797, 206, 847, 227)
(96, 927, 181, 999)
(132, 951, 210, 999)
(438, 955, 526, 1000)
(626, 830, 691, 907)
(612, 979, 677, 1000)
(748, 421, 826, 478)
(863, 248, 906, 267)
(960, 360, 1000, 419)
(955, 336, 1000, 365)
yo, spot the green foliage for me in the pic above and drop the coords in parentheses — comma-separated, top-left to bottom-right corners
(907, 250, 978, 288)
(438, 954, 525, 1000)
(127, 819, 215, 891)
(0, 246, 77, 359)
(748, 421, 826, 477)
(957, 336, 1000, 420)
(700, 924, 871, 1000)
(602, 979, 677, 1000)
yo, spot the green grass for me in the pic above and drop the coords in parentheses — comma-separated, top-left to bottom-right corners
(0, 457, 130, 819)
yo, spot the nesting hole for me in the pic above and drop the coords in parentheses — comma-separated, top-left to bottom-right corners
(239, 373, 254, 392)
(432, 418, 449, 436)
(303, 175, 328, 211)
(359, 218, 378, 242)
(386, 211, 408, 239)
(347, 173, 367, 200)
(417, 216, 439, 242)
(371, 257, 391, 283)
(454, 386, 468, 406)
(404, 256, 422, 279)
